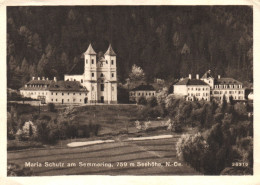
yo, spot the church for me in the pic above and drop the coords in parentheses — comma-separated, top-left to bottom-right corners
(20, 43, 118, 104)
(64, 43, 118, 104)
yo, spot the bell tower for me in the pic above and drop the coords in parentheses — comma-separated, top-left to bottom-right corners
(84, 43, 98, 103)
(104, 44, 117, 103)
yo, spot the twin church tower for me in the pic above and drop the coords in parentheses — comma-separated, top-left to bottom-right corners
(65, 43, 117, 104)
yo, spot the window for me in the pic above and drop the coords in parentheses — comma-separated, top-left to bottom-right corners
(92, 86, 94, 91)
(138, 93, 140, 96)
(81, 79, 83, 83)
(92, 59, 94, 64)
(56, 93, 58, 95)
(68, 93, 69, 95)
(56, 99, 57, 102)
(73, 99, 76, 102)
(112, 60, 114, 65)
(112, 73, 114, 77)
(101, 84, 104, 91)
(106, 60, 108, 64)
(51, 99, 53, 102)
(80, 93, 81, 95)
(149, 93, 151, 96)
(101, 73, 104, 77)
(86, 59, 88, 64)
(62, 93, 64, 96)
(146, 93, 148, 96)
(80, 99, 81, 102)
(51, 92, 53, 95)
(73, 93, 75, 95)
(188, 88, 190, 90)
(92, 73, 94, 77)
(68, 99, 69, 102)
(152, 93, 154, 96)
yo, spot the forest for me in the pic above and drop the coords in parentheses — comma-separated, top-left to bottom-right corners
(7, 6, 253, 89)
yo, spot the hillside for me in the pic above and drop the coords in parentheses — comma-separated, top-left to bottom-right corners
(7, 6, 253, 89)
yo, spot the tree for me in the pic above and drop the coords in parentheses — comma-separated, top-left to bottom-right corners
(21, 58, 29, 72)
(156, 87, 168, 106)
(129, 64, 145, 82)
(147, 96, 158, 107)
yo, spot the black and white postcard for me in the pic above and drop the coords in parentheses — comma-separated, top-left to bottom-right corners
(1, 0, 259, 184)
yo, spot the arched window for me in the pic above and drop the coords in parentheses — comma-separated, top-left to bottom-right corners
(100, 73, 104, 77)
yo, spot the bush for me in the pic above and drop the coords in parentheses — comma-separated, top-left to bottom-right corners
(147, 96, 158, 107)
(7, 163, 33, 176)
(138, 106, 163, 120)
(137, 96, 147, 105)
(176, 133, 209, 172)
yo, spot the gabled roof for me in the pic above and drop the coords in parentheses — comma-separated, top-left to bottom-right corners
(201, 70, 214, 79)
(48, 81, 87, 92)
(67, 59, 84, 75)
(132, 84, 155, 91)
(84, 44, 96, 55)
(215, 78, 242, 85)
(20, 80, 87, 92)
(105, 44, 116, 56)
(175, 78, 209, 86)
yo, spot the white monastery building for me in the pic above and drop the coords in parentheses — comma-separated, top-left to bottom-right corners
(20, 43, 118, 104)
(173, 70, 245, 102)
(20, 77, 88, 104)
(201, 70, 245, 101)
(173, 74, 210, 101)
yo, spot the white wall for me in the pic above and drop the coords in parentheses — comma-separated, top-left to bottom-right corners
(173, 85, 187, 96)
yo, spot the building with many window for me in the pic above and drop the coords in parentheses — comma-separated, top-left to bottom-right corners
(129, 84, 156, 102)
(173, 70, 245, 102)
(201, 70, 245, 101)
(20, 77, 88, 104)
(20, 43, 118, 104)
(173, 74, 210, 101)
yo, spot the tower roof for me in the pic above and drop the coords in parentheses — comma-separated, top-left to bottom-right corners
(201, 70, 214, 79)
(105, 44, 116, 56)
(85, 43, 96, 55)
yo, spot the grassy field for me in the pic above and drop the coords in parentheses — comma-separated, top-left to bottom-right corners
(8, 134, 200, 175)
(8, 104, 200, 175)
(66, 104, 142, 136)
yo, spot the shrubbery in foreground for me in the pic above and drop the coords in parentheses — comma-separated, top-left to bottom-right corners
(176, 122, 253, 175)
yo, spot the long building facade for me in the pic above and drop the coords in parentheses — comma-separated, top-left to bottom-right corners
(174, 70, 245, 102)
(20, 77, 88, 104)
